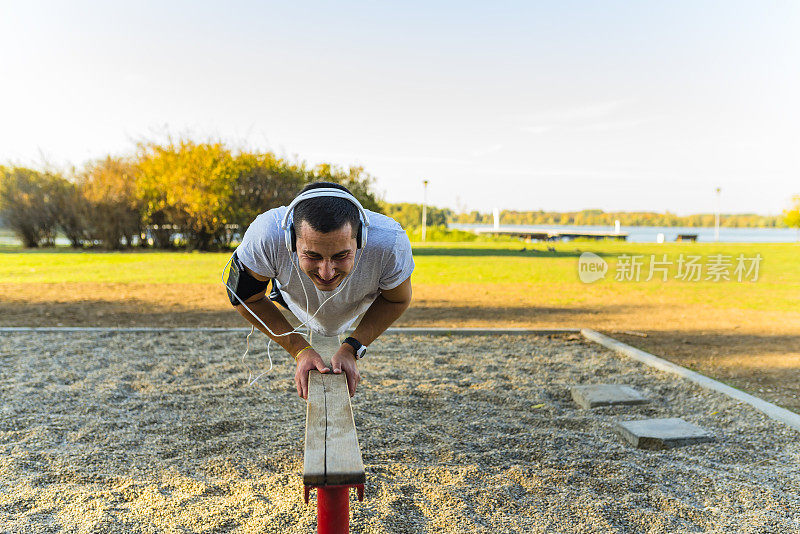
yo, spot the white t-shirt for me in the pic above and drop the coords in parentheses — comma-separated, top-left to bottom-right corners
(235, 206, 414, 336)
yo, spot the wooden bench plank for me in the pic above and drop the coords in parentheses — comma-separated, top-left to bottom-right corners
(323, 372, 365, 485)
(311, 334, 342, 359)
(303, 335, 339, 486)
(303, 371, 327, 486)
(303, 370, 365, 486)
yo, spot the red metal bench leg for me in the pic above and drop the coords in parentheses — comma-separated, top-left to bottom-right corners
(317, 486, 350, 534)
(305, 484, 364, 534)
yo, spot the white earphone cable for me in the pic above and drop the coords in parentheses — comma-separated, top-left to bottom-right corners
(222, 243, 366, 386)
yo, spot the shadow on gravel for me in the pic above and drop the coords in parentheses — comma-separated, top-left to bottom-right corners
(608, 330, 800, 412)
(0, 300, 244, 327)
(400, 303, 628, 322)
(0, 300, 620, 327)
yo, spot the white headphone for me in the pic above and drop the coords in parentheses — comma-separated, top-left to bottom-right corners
(280, 187, 371, 252)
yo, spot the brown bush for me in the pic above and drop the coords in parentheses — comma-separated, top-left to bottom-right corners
(79, 157, 143, 249)
(0, 166, 61, 247)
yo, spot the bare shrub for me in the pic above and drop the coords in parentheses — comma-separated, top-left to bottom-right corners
(0, 166, 61, 247)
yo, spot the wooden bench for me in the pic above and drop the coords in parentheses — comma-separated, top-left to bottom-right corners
(303, 370, 366, 487)
(303, 368, 365, 533)
(676, 234, 698, 242)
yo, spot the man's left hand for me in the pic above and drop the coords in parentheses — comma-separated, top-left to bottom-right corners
(330, 345, 360, 397)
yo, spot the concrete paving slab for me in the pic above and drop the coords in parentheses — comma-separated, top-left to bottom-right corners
(615, 418, 715, 450)
(571, 384, 650, 409)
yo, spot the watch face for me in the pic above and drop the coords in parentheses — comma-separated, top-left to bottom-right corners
(356, 345, 367, 358)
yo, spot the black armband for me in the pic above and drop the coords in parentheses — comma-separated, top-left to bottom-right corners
(225, 252, 269, 306)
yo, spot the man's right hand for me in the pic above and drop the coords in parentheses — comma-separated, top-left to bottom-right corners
(294, 348, 330, 400)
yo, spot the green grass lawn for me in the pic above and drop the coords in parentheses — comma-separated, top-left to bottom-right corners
(0, 248, 231, 284)
(0, 240, 797, 313)
(408, 241, 800, 313)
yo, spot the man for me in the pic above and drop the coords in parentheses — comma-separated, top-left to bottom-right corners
(226, 182, 414, 400)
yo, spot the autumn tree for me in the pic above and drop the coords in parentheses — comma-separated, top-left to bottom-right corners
(310, 164, 383, 213)
(137, 139, 238, 250)
(2, 138, 388, 250)
(78, 156, 142, 249)
(380, 202, 451, 229)
(228, 151, 305, 243)
(52, 178, 90, 248)
(785, 195, 800, 238)
(0, 166, 62, 247)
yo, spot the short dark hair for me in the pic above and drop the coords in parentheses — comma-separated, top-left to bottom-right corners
(293, 182, 360, 238)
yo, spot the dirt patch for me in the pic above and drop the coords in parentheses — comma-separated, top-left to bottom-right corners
(1, 281, 799, 412)
(1, 332, 798, 532)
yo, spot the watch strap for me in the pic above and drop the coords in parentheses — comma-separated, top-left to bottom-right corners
(343, 336, 367, 359)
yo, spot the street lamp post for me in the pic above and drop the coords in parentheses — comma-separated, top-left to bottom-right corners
(421, 180, 429, 242)
(715, 187, 721, 242)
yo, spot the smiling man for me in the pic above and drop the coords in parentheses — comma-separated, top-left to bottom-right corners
(226, 182, 414, 399)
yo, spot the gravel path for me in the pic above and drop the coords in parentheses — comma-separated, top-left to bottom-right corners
(1, 332, 798, 533)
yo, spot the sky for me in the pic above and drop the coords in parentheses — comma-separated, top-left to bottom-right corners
(1, 1, 798, 216)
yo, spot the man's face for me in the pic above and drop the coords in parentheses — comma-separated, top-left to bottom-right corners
(295, 221, 357, 290)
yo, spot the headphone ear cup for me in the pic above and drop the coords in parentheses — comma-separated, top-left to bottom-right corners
(356, 221, 363, 249)
(290, 225, 297, 252)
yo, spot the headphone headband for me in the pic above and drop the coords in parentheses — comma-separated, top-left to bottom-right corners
(281, 187, 370, 252)
(281, 188, 371, 230)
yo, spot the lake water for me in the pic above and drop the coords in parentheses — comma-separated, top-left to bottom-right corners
(0, 236, 74, 246)
(449, 224, 800, 243)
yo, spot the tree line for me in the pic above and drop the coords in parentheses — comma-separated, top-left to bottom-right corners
(382, 204, 796, 231)
(2, 139, 796, 250)
(452, 209, 788, 228)
(0, 138, 381, 250)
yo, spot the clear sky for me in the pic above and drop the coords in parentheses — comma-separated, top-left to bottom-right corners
(1, 1, 798, 215)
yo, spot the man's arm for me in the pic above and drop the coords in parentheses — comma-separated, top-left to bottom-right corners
(234, 266, 331, 398)
(351, 276, 413, 346)
(235, 294, 309, 356)
(330, 276, 412, 396)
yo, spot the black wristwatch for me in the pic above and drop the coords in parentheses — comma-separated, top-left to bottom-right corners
(343, 337, 367, 359)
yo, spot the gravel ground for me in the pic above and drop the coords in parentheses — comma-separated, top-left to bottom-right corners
(1, 332, 799, 533)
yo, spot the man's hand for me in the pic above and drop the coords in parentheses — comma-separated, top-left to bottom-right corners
(295, 349, 330, 400)
(331, 345, 361, 397)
